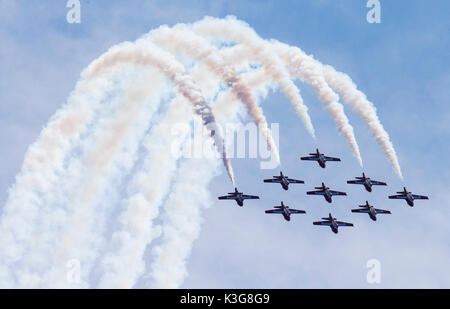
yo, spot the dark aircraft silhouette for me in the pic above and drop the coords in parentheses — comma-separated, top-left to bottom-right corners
(263, 171, 304, 190)
(351, 201, 391, 221)
(307, 182, 347, 203)
(265, 201, 306, 221)
(218, 188, 259, 207)
(389, 187, 429, 207)
(347, 173, 387, 192)
(300, 148, 341, 168)
(313, 213, 354, 234)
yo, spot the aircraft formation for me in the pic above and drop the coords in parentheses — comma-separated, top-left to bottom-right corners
(218, 148, 429, 234)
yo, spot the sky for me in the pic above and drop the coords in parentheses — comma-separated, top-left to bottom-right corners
(0, 0, 449, 288)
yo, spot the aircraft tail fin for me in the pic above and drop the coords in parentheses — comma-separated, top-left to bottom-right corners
(321, 213, 334, 220)
(308, 148, 320, 155)
(314, 183, 326, 189)
(228, 187, 239, 194)
(359, 201, 370, 208)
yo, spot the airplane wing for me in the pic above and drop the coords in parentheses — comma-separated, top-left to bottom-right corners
(351, 208, 370, 213)
(412, 194, 429, 200)
(242, 194, 259, 200)
(336, 221, 354, 227)
(371, 180, 387, 186)
(329, 190, 347, 196)
(389, 194, 407, 199)
(263, 178, 282, 183)
(323, 156, 341, 162)
(286, 178, 305, 184)
(300, 156, 319, 161)
(374, 209, 391, 214)
(218, 195, 237, 200)
(265, 209, 283, 214)
(307, 190, 325, 195)
(289, 209, 306, 214)
(313, 221, 332, 226)
(347, 180, 365, 184)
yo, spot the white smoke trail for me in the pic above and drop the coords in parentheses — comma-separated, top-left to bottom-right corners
(12, 71, 162, 288)
(173, 72, 235, 185)
(192, 16, 316, 139)
(193, 16, 362, 166)
(273, 41, 401, 176)
(38, 69, 168, 288)
(97, 65, 272, 288)
(98, 94, 192, 288)
(212, 67, 275, 126)
(0, 16, 401, 289)
(84, 38, 235, 185)
(149, 25, 280, 164)
(150, 128, 221, 288)
(63, 37, 233, 287)
(147, 67, 275, 289)
(38, 38, 237, 287)
(322, 66, 402, 177)
(0, 47, 132, 287)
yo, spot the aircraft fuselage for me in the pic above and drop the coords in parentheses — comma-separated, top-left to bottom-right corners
(364, 180, 373, 192)
(406, 194, 414, 207)
(369, 207, 377, 221)
(235, 194, 244, 207)
(324, 190, 332, 203)
(282, 209, 291, 221)
(281, 178, 289, 190)
(330, 221, 338, 233)
(318, 155, 326, 168)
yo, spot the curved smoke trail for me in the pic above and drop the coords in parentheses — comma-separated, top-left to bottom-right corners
(40, 70, 168, 288)
(148, 67, 275, 289)
(150, 151, 220, 288)
(192, 17, 316, 139)
(86, 39, 236, 185)
(272, 41, 402, 177)
(0, 16, 402, 289)
(192, 16, 362, 166)
(98, 95, 192, 288)
(42, 39, 235, 287)
(98, 58, 272, 288)
(149, 24, 280, 164)
(0, 43, 129, 287)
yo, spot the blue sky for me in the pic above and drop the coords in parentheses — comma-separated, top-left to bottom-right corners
(0, 1, 449, 288)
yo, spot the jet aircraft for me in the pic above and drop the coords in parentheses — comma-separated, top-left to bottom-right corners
(264, 201, 306, 221)
(300, 148, 341, 168)
(388, 187, 429, 207)
(307, 182, 347, 203)
(313, 213, 354, 234)
(218, 188, 260, 207)
(263, 171, 304, 190)
(347, 173, 387, 192)
(351, 201, 391, 221)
